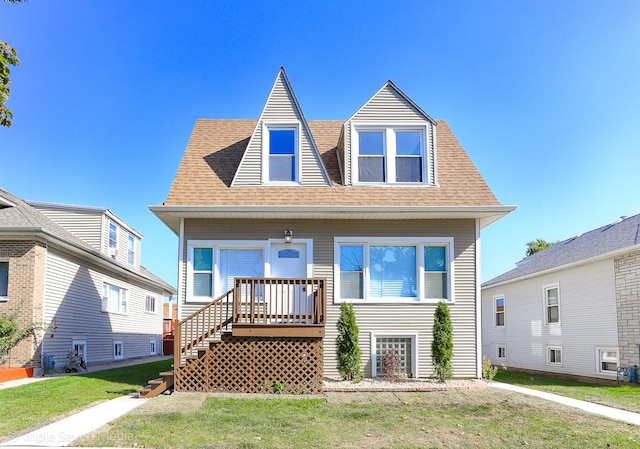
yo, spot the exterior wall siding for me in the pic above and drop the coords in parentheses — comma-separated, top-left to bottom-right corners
(615, 250, 640, 367)
(233, 72, 329, 186)
(482, 258, 619, 381)
(179, 218, 478, 379)
(41, 247, 163, 368)
(33, 207, 103, 251)
(0, 240, 47, 368)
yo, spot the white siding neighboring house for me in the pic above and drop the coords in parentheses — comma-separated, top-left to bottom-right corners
(151, 67, 514, 385)
(482, 214, 640, 383)
(0, 189, 176, 373)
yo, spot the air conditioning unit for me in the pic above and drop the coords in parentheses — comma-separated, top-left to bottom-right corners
(108, 247, 118, 258)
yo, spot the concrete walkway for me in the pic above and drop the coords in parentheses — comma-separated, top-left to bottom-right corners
(489, 381, 640, 426)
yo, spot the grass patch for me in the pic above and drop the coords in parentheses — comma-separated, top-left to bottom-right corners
(77, 390, 640, 448)
(494, 370, 640, 413)
(0, 358, 171, 441)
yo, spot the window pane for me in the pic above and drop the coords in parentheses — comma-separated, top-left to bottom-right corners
(341, 272, 363, 299)
(370, 246, 416, 298)
(340, 245, 363, 299)
(496, 297, 504, 312)
(340, 245, 363, 272)
(396, 157, 422, 182)
(396, 132, 421, 155)
(109, 223, 117, 248)
(219, 249, 264, 293)
(359, 131, 384, 155)
(424, 272, 447, 298)
(193, 248, 213, 271)
(193, 273, 212, 297)
(496, 312, 504, 326)
(269, 155, 295, 181)
(548, 305, 559, 323)
(0, 261, 7, 296)
(269, 129, 295, 155)
(358, 156, 385, 182)
(546, 288, 558, 305)
(424, 246, 446, 271)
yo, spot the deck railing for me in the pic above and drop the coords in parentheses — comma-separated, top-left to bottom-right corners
(233, 278, 326, 326)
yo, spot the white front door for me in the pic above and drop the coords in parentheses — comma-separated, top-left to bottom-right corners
(270, 243, 311, 322)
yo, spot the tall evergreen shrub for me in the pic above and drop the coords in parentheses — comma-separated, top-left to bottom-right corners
(432, 301, 453, 382)
(336, 303, 362, 381)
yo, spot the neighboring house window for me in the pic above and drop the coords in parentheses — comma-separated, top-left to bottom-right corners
(113, 341, 124, 360)
(496, 345, 506, 360)
(544, 284, 560, 324)
(372, 335, 417, 378)
(494, 295, 505, 327)
(354, 127, 426, 184)
(597, 348, 618, 374)
(335, 237, 453, 303)
(0, 261, 8, 300)
(187, 242, 266, 301)
(127, 235, 135, 265)
(72, 340, 86, 361)
(102, 283, 128, 314)
(149, 339, 157, 356)
(145, 296, 156, 313)
(547, 346, 562, 365)
(109, 222, 117, 249)
(265, 126, 298, 183)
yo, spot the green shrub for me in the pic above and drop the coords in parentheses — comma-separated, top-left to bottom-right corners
(336, 303, 362, 382)
(482, 355, 497, 382)
(431, 302, 453, 382)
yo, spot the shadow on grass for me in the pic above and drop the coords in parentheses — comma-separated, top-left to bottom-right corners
(78, 359, 173, 387)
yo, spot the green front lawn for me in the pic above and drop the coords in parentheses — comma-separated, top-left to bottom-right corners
(77, 390, 640, 448)
(494, 370, 640, 413)
(0, 358, 171, 441)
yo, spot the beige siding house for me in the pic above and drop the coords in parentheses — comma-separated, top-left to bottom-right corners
(151, 67, 513, 391)
(0, 189, 175, 373)
(482, 214, 640, 383)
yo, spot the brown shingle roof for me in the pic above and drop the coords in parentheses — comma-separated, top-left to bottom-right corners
(164, 119, 501, 207)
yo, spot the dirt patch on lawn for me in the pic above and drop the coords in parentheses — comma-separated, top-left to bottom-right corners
(134, 392, 208, 414)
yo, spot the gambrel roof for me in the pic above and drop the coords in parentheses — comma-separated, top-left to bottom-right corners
(483, 213, 640, 288)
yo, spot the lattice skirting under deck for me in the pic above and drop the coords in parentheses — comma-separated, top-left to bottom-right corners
(175, 334, 324, 394)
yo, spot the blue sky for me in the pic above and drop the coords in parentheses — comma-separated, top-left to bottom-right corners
(1, 1, 639, 287)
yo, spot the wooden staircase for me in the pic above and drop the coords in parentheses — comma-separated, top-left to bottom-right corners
(138, 371, 174, 398)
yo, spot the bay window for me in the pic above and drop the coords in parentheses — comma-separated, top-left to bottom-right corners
(335, 237, 453, 303)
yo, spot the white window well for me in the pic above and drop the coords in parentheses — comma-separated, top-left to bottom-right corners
(547, 346, 562, 366)
(72, 340, 86, 361)
(353, 126, 427, 184)
(150, 339, 157, 356)
(335, 237, 453, 303)
(113, 341, 124, 360)
(596, 347, 618, 374)
(496, 345, 506, 360)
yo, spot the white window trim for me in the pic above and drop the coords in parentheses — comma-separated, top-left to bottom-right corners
(127, 234, 136, 265)
(334, 237, 454, 304)
(595, 347, 619, 375)
(113, 340, 124, 360)
(543, 282, 561, 326)
(186, 240, 269, 303)
(496, 344, 506, 361)
(0, 259, 8, 301)
(351, 123, 429, 185)
(72, 339, 87, 361)
(494, 294, 505, 328)
(261, 122, 301, 185)
(149, 339, 157, 356)
(145, 295, 157, 314)
(547, 346, 563, 366)
(101, 282, 129, 315)
(371, 333, 419, 378)
(108, 222, 118, 249)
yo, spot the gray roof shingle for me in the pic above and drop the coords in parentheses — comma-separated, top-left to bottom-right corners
(483, 213, 640, 287)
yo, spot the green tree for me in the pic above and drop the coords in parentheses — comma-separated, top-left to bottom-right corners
(0, 312, 33, 361)
(432, 302, 453, 382)
(336, 303, 362, 382)
(1, 0, 25, 127)
(525, 238, 557, 257)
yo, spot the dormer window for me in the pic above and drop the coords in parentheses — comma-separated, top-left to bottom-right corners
(353, 126, 427, 184)
(263, 125, 299, 184)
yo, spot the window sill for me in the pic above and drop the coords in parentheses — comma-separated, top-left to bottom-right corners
(334, 298, 453, 305)
(101, 310, 129, 316)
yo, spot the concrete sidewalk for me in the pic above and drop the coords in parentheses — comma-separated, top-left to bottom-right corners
(489, 381, 640, 426)
(0, 394, 146, 448)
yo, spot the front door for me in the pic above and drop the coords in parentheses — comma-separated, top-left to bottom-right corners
(270, 243, 310, 322)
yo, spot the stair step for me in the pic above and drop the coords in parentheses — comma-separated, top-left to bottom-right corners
(149, 378, 164, 386)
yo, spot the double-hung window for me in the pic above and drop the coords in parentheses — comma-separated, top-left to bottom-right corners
(109, 223, 117, 249)
(264, 126, 298, 183)
(187, 242, 266, 302)
(544, 284, 560, 325)
(354, 127, 426, 184)
(597, 348, 618, 374)
(145, 296, 156, 313)
(127, 235, 135, 265)
(102, 282, 128, 314)
(0, 261, 8, 300)
(335, 238, 453, 303)
(494, 295, 505, 327)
